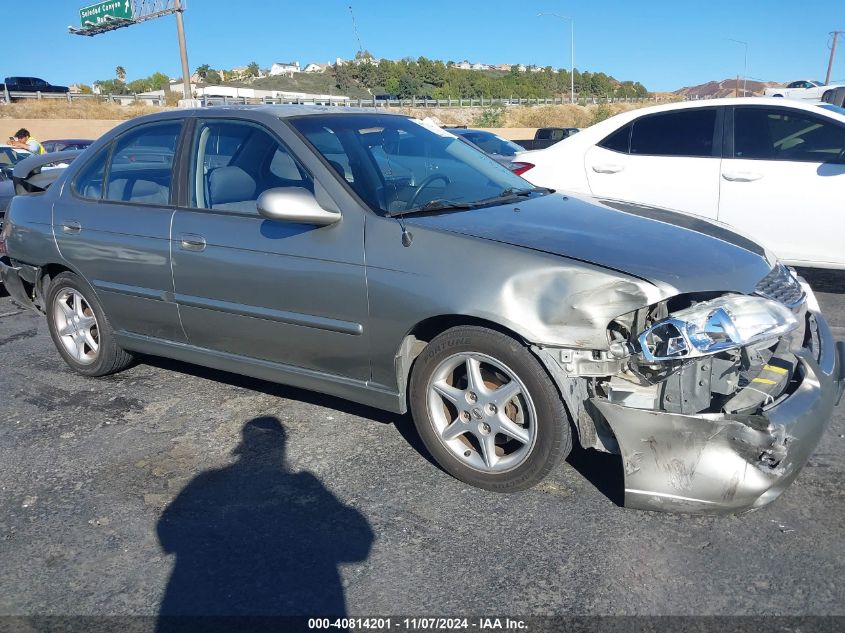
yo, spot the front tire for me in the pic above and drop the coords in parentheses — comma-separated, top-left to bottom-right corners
(409, 326, 571, 492)
(46, 272, 133, 377)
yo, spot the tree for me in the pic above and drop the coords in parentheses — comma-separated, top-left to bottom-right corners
(246, 61, 260, 78)
(397, 74, 421, 98)
(115, 66, 126, 82)
(149, 72, 170, 90)
(94, 78, 128, 95)
(195, 64, 211, 80)
(205, 70, 222, 85)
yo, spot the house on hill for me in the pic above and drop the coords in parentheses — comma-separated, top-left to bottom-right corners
(270, 62, 301, 77)
(303, 63, 328, 73)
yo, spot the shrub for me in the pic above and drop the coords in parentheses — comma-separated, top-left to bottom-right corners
(474, 106, 504, 127)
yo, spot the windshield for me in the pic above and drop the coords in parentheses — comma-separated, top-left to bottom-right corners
(288, 114, 531, 215)
(450, 129, 524, 156)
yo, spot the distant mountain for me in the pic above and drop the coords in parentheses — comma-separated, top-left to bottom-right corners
(674, 78, 779, 99)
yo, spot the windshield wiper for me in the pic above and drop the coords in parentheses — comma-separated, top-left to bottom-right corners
(386, 186, 556, 218)
(386, 199, 477, 217)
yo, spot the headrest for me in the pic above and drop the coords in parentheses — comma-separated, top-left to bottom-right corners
(209, 166, 256, 205)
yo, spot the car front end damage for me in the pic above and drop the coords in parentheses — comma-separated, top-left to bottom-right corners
(534, 264, 845, 514)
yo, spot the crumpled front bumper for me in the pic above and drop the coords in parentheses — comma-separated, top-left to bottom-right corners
(592, 308, 845, 514)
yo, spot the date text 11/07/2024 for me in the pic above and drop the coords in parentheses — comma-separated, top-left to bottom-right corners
(307, 617, 528, 630)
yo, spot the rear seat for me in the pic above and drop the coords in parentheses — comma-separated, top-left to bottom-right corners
(108, 178, 170, 205)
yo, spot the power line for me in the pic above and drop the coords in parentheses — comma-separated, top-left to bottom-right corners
(348, 5, 364, 55)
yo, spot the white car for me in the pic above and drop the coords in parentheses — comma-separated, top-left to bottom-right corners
(512, 97, 845, 269)
(764, 80, 844, 100)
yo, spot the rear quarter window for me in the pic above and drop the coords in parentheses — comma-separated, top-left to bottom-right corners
(598, 124, 631, 153)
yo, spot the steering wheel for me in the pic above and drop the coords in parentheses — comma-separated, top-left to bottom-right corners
(406, 173, 451, 210)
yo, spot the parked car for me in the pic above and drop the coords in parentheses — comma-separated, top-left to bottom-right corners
(41, 139, 94, 153)
(764, 79, 844, 100)
(510, 97, 845, 269)
(513, 127, 580, 151)
(445, 127, 526, 165)
(1, 106, 842, 514)
(822, 86, 845, 108)
(1, 76, 69, 94)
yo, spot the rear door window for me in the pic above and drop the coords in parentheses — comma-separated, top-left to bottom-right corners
(104, 121, 182, 205)
(629, 109, 717, 157)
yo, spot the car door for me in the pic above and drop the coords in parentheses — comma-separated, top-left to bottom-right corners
(170, 116, 370, 380)
(53, 119, 186, 341)
(718, 105, 845, 267)
(583, 107, 722, 218)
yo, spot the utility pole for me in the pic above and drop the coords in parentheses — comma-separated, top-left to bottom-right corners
(174, 0, 192, 99)
(538, 13, 575, 104)
(725, 38, 748, 96)
(826, 31, 843, 85)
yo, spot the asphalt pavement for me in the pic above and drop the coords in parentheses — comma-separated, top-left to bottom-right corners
(0, 268, 843, 621)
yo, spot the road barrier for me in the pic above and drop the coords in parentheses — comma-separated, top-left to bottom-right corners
(2, 90, 666, 108)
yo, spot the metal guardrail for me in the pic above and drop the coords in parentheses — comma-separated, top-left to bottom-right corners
(2, 90, 168, 105)
(2, 89, 664, 108)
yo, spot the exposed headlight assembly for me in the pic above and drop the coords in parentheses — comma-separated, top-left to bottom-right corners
(638, 295, 799, 362)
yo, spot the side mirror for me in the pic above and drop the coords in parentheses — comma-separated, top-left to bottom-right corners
(256, 187, 341, 226)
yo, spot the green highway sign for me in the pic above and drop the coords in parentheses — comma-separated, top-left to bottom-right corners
(79, 0, 133, 28)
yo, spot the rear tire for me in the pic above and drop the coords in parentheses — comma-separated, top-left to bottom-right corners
(46, 272, 133, 377)
(409, 326, 571, 492)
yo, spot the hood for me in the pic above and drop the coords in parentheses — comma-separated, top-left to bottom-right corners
(405, 193, 776, 295)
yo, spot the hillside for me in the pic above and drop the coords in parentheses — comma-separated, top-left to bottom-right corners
(674, 78, 779, 98)
(223, 58, 650, 100)
(243, 73, 372, 98)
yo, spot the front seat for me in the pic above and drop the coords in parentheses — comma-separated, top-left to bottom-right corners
(208, 166, 257, 212)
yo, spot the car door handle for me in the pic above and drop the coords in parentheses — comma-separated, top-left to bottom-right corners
(722, 171, 763, 182)
(179, 233, 207, 252)
(61, 220, 82, 234)
(592, 164, 624, 174)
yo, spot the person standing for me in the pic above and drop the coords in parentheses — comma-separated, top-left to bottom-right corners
(8, 128, 45, 154)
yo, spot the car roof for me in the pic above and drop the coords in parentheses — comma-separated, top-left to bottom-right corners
(44, 138, 93, 144)
(195, 104, 403, 118)
(600, 96, 845, 125)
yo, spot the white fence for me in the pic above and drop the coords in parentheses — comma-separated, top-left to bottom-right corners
(3, 90, 667, 109)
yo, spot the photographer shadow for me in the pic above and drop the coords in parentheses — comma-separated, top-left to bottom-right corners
(156, 416, 374, 629)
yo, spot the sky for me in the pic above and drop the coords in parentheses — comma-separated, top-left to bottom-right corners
(5, 0, 844, 92)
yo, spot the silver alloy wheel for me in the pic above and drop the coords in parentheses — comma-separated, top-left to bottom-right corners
(53, 288, 100, 365)
(426, 352, 537, 473)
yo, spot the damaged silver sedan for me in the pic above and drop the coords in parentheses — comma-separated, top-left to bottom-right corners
(1, 106, 842, 513)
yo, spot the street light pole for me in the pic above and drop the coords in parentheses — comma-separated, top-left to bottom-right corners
(174, 0, 192, 100)
(538, 13, 575, 104)
(726, 38, 748, 96)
